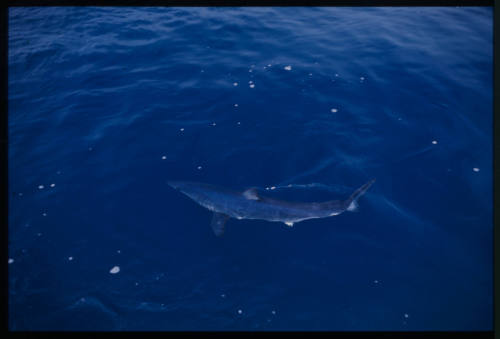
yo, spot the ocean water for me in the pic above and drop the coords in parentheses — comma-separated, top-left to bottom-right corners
(8, 7, 493, 331)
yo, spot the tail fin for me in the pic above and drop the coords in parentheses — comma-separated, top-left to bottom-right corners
(344, 179, 375, 212)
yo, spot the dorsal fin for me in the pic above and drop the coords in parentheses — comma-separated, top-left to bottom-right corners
(243, 187, 261, 201)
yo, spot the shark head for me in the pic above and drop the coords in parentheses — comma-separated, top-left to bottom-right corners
(167, 181, 207, 197)
(168, 181, 229, 204)
(167, 181, 188, 191)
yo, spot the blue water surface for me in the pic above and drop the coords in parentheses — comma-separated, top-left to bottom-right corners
(8, 7, 493, 331)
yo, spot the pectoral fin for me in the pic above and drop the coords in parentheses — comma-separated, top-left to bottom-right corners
(211, 212, 230, 237)
(243, 187, 261, 201)
(347, 200, 359, 212)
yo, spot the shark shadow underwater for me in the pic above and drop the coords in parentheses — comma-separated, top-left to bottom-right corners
(168, 179, 375, 236)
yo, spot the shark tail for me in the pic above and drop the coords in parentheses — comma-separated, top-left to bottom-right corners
(344, 179, 375, 212)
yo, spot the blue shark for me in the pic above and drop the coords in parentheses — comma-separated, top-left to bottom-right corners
(168, 179, 375, 236)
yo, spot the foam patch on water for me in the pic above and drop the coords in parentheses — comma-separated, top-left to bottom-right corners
(110, 266, 120, 274)
(284, 65, 292, 71)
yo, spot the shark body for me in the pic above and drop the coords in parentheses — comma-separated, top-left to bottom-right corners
(168, 179, 375, 236)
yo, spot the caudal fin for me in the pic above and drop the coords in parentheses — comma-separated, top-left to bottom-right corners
(344, 179, 375, 212)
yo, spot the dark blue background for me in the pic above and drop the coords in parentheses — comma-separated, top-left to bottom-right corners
(8, 7, 492, 330)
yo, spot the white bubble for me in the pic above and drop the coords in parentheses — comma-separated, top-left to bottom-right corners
(249, 69, 252, 72)
(331, 108, 338, 113)
(374, 280, 379, 284)
(18, 192, 23, 196)
(212, 122, 216, 126)
(42, 212, 47, 217)
(249, 84, 255, 88)
(50, 183, 55, 187)
(234, 104, 238, 107)
(197, 166, 202, 170)
(180, 128, 184, 132)
(135, 282, 139, 286)
(221, 294, 226, 298)
(68, 256, 73, 261)
(117, 250, 121, 254)
(237, 122, 241, 125)
(309, 73, 312, 76)
(37, 232, 42, 237)
(473, 167, 480, 172)
(404, 313, 409, 318)
(8, 258, 14, 264)
(270, 186, 276, 190)
(38, 185, 44, 190)
(110, 266, 120, 274)
(360, 76, 365, 81)
(162, 155, 167, 160)
(335, 73, 339, 77)
(237, 309, 243, 314)
(271, 310, 276, 315)
(268, 64, 272, 67)
(432, 140, 438, 145)
(284, 65, 292, 71)
(265, 187, 270, 190)
(233, 82, 238, 86)
(248, 80, 253, 84)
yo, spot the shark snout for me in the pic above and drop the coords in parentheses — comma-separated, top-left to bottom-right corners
(167, 181, 183, 190)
